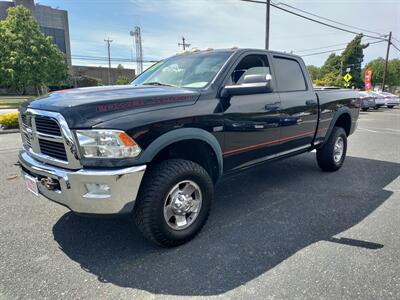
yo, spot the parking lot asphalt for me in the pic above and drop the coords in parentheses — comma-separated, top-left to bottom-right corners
(0, 108, 399, 300)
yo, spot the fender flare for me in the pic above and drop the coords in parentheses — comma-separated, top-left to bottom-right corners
(324, 107, 352, 142)
(139, 128, 223, 178)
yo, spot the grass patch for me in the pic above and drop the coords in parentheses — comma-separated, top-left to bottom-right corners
(0, 96, 35, 109)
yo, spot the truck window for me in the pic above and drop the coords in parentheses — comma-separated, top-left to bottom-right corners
(229, 54, 271, 85)
(273, 57, 307, 92)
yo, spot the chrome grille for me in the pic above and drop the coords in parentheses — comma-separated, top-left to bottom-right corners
(19, 109, 81, 170)
(22, 131, 32, 149)
(35, 116, 62, 136)
(38, 139, 68, 161)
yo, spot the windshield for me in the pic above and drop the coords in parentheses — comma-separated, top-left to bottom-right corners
(132, 51, 232, 88)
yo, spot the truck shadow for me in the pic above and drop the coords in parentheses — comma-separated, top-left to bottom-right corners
(52, 153, 399, 296)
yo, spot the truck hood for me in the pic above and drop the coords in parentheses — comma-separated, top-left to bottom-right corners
(24, 85, 200, 128)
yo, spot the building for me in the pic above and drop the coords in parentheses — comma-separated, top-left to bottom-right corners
(72, 65, 136, 86)
(0, 0, 71, 66)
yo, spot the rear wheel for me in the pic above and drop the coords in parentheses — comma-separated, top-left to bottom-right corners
(387, 105, 394, 108)
(374, 106, 379, 110)
(316, 126, 347, 172)
(361, 108, 368, 111)
(133, 159, 213, 247)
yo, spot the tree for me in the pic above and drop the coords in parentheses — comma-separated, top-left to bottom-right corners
(115, 76, 130, 85)
(320, 53, 341, 77)
(312, 53, 341, 87)
(314, 71, 341, 87)
(75, 76, 103, 87)
(307, 65, 321, 81)
(308, 35, 369, 88)
(340, 34, 369, 88)
(0, 5, 68, 94)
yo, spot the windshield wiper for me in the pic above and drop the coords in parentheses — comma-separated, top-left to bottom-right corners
(142, 82, 175, 87)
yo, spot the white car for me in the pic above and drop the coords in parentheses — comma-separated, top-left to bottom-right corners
(369, 92, 386, 109)
(377, 92, 400, 108)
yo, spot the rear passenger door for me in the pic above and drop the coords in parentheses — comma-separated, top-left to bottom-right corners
(271, 55, 318, 151)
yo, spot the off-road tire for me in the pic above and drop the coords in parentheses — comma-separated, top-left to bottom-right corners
(316, 126, 347, 172)
(133, 159, 214, 247)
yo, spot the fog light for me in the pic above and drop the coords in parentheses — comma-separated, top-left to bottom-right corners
(84, 183, 111, 198)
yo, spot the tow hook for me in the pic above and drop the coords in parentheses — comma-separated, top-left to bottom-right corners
(40, 177, 58, 191)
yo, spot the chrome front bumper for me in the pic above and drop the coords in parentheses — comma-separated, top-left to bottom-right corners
(18, 150, 146, 214)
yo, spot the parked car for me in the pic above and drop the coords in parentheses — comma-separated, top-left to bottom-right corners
(359, 91, 376, 111)
(369, 91, 385, 109)
(17, 48, 360, 247)
(377, 92, 400, 108)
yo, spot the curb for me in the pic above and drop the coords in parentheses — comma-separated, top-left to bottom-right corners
(0, 129, 19, 135)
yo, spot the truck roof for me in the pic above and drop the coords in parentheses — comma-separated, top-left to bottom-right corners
(176, 48, 302, 59)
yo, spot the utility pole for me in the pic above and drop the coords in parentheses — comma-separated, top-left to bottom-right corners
(178, 37, 191, 51)
(382, 31, 392, 92)
(265, 0, 271, 49)
(104, 38, 113, 85)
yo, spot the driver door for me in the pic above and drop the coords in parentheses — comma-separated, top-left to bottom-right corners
(222, 53, 282, 171)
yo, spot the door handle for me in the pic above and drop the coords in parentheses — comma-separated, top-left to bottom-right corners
(306, 100, 317, 106)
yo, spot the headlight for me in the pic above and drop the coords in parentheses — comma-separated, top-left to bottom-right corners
(76, 130, 141, 158)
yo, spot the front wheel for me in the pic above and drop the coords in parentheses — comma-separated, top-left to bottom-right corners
(133, 159, 214, 247)
(316, 126, 347, 172)
(387, 105, 394, 109)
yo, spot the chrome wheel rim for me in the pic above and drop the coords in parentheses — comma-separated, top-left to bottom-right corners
(333, 136, 344, 163)
(163, 180, 202, 230)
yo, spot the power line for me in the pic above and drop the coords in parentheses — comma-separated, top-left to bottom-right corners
(391, 41, 400, 52)
(71, 54, 159, 63)
(292, 37, 378, 54)
(300, 40, 385, 57)
(273, 2, 386, 37)
(240, 0, 388, 41)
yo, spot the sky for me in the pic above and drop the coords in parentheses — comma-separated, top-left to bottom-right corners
(28, 0, 400, 70)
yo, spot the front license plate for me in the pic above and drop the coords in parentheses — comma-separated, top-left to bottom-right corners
(25, 174, 39, 196)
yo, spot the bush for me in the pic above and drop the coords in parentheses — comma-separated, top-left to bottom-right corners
(116, 76, 131, 85)
(75, 76, 103, 87)
(0, 112, 19, 129)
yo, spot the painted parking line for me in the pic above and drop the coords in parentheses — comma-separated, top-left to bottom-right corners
(358, 127, 400, 135)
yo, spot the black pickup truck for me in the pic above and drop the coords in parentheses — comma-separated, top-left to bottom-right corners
(18, 48, 360, 247)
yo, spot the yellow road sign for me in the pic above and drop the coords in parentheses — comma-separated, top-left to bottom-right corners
(343, 73, 352, 82)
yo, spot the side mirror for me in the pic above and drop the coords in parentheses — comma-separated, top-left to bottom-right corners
(222, 74, 273, 97)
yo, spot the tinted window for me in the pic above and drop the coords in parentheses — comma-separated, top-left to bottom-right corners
(273, 57, 306, 92)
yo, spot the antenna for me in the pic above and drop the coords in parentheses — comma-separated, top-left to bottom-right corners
(130, 26, 143, 75)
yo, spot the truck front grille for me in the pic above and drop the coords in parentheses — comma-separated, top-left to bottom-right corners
(35, 116, 62, 136)
(19, 109, 81, 169)
(38, 139, 68, 161)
